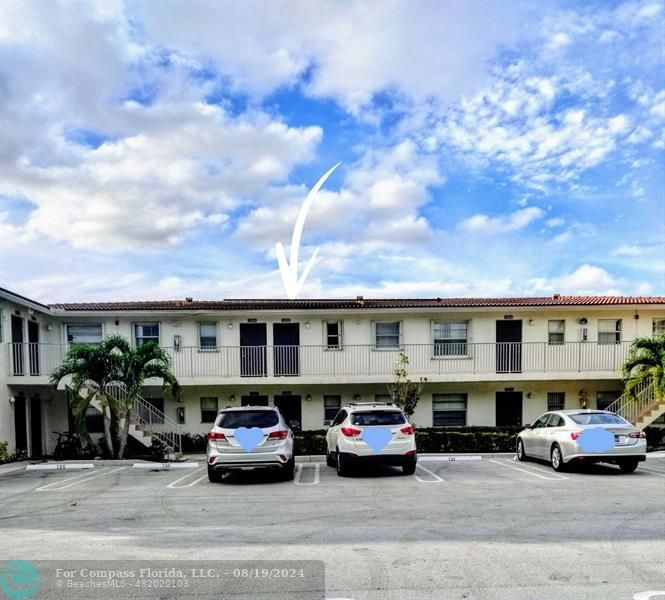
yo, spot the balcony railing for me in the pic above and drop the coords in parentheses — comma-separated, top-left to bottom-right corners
(7, 341, 632, 380)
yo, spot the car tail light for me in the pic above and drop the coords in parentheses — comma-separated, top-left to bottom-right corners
(208, 456, 216, 465)
(341, 427, 362, 437)
(400, 425, 415, 435)
(405, 450, 415, 456)
(208, 432, 226, 441)
(277, 454, 287, 462)
(268, 430, 288, 440)
(629, 431, 646, 438)
(570, 432, 582, 440)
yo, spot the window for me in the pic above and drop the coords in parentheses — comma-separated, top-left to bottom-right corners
(200, 397, 219, 423)
(332, 410, 347, 426)
(217, 410, 279, 429)
(653, 319, 665, 336)
(432, 393, 467, 427)
(532, 414, 550, 429)
(135, 323, 159, 347)
(596, 390, 620, 411)
(546, 413, 564, 427)
(375, 321, 401, 349)
(176, 407, 185, 425)
(324, 395, 341, 423)
(199, 323, 217, 349)
(433, 321, 468, 356)
(351, 411, 406, 426)
(325, 321, 342, 349)
(548, 320, 565, 345)
(598, 319, 621, 344)
(547, 392, 565, 412)
(66, 323, 103, 345)
(569, 412, 628, 425)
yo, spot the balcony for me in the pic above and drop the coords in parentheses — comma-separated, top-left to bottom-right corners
(6, 341, 632, 384)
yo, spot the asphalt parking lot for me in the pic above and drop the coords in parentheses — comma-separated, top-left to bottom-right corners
(1, 455, 664, 600)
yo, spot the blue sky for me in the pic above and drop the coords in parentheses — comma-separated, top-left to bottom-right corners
(0, 0, 663, 302)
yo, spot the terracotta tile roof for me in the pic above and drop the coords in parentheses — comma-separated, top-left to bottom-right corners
(48, 296, 665, 311)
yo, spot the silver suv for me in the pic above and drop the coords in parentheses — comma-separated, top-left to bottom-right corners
(207, 406, 295, 482)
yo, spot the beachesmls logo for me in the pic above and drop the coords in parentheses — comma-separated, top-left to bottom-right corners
(0, 561, 40, 600)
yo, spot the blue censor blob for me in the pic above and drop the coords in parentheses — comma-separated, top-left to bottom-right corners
(0, 560, 41, 600)
(577, 428, 615, 453)
(235, 427, 264, 452)
(361, 428, 392, 452)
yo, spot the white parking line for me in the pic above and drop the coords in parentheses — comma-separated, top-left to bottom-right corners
(36, 466, 127, 491)
(639, 466, 665, 478)
(166, 468, 207, 488)
(294, 463, 320, 485)
(419, 456, 482, 462)
(413, 464, 445, 483)
(489, 459, 568, 480)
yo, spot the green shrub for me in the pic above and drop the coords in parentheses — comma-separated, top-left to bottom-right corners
(645, 426, 665, 451)
(0, 441, 9, 463)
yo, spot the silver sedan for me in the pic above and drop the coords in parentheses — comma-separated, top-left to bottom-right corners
(516, 410, 647, 473)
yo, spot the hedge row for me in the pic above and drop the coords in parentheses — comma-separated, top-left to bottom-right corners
(132, 425, 665, 457)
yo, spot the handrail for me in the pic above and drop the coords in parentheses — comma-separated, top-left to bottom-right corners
(606, 378, 656, 425)
(105, 382, 182, 452)
(7, 340, 634, 379)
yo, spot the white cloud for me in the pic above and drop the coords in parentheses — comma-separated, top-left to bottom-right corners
(458, 207, 544, 234)
(130, 1, 534, 113)
(528, 265, 624, 296)
(546, 217, 565, 228)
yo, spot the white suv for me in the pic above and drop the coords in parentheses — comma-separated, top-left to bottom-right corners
(326, 402, 417, 476)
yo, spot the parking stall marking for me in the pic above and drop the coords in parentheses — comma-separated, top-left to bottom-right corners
(489, 459, 569, 480)
(294, 463, 321, 485)
(413, 464, 445, 483)
(166, 467, 207, 488)
(638, 466, 665, 478)
(35, 466, 128, 491)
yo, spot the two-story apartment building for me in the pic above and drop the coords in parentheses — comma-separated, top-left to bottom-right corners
(1, 286, 664, 456)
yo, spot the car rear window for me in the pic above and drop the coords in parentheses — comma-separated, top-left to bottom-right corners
(351, 411, 406, 426)
(217, 410, 279, 429)
(568, 412, 628, 425)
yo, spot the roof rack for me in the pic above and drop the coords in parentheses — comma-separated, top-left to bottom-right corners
(347, 401, 395, 407)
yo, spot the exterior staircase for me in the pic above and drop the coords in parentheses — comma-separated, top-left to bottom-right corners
(606, 378, 664, 429)
(79, 382, 183, 459)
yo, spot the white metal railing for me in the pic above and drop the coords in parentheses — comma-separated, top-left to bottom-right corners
(606, 379, 657, 425)
(8, 340, 633, 379)
(105, 382, 182, 453)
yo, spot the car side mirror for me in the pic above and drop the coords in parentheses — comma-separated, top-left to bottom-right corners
(524, 423, 533, 429)
(323, 420, 332, 428)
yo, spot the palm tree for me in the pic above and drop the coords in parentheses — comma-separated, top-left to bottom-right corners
(115, 340, 180, 459)
(49, 336, 126, 457)
(622, 334, 665, 400)
(50, 335, 180, 459)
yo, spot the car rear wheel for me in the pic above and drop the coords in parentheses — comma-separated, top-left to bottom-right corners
(326, 450, 335, 467)
(550, 444, 566, 472)
(619, 459, 639, 473)
(208, 465, 223, 483)
(516, 438, 528, 462)
(336, 448, 348, 477)
(282, 459, 295, 481)
(402, 462, 416, 475)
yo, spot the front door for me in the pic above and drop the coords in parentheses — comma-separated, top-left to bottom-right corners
(273, 395, 302, 431)
(29, 396, 42, 456)
(496, 320, 522, 373)
(241, 395, 269, 406)
(239, 323, 267, 377)
(496, 391, 523, 426)
(273, 323, 300, 376)
(11, 315, 24, 375)
(28, 320, 39, 375)
(14, 395, 27, 453)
